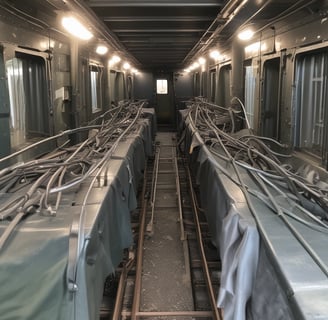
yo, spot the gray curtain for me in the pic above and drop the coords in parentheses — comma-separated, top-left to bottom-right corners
(19, 53, 49, 137)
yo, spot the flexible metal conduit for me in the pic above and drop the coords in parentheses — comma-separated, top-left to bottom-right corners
(0, 101, 146, 255)
(184, 100, 328, 279)
(67, 102, 145, 291)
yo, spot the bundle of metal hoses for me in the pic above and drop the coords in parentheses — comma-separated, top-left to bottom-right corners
(185, 99, 328, 277)
(0, 101, 146, 253)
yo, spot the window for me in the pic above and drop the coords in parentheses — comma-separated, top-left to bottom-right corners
(81, 59, 88, 109)
(193, 73, 200, 96)
(244, 65, 256, 129)
(217, 65, 231, 107)
(210, 69, 216, 103)
(6, 58, 25, 147)
(90, 65, 103, 113)
(127, 75, 133, 100)
(261, 58, 280, 139)
(109, 70, 116, 104)
(0, 48, 10, 157)
(200, 71, 206, 97)
(6, 53, 49, 148)
(115, 72, 125, 102)
(295, 51, 327, 157)
(156, 79, 168, 94)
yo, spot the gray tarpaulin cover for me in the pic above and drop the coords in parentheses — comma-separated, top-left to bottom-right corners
(0, 112, 155, 320)
(181, 109, 328, 320)
(188, 134, 259, 320)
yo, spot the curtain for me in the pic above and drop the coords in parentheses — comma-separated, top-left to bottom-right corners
(20, 54, 49, 137)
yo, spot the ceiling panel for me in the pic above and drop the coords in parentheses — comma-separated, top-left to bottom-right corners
(86, 0, 328, 70)
(87, 0, 224, 69)
(2, 0, 327, 71)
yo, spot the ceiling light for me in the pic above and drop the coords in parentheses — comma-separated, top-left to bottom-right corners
(198, 57, 206, 65)
(112, 55, 121, 63)
(62, 17, 93, 40)
(109, 55, 121, 66)
(96, 45, 108, 55)
(209, 50, 220, 60)
(123, 62, 131, 70)
(191, 62, 199, 70)
(238, 28, 254, 41)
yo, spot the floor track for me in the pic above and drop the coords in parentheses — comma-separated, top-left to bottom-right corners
(100, 132, 222, 319)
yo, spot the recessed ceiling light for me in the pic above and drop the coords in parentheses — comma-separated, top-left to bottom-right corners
(238, 28, 254, 41)
(62, 17, 93, 40)
(96, 45, 108, 55)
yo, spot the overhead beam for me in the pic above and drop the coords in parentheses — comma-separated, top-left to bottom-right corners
(126, 45, 192, 49)
(102, 16, 214, 22)
(134, 51, 186, 54)
(129, 46, 189, 53)
(121, 39, 196, 43)
(118, 33, 200, 38)
(133, 50, 187, 53)
(87, 0, 222, 7)
(136, 59, 185, 62)
(134, 57, 186, 59)
(112, 29, 206, 33)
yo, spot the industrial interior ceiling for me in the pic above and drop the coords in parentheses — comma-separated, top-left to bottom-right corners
(84, 0, 326, 69)
(1, 0, 328, 70)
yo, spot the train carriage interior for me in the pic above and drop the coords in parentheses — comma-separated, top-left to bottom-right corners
(1, 0, 328, 319)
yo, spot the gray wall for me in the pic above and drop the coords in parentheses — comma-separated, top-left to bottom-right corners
(133, 71, 154, 106)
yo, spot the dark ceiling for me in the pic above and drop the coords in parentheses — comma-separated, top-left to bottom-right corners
(1, 0, 327, 71)
(84, 0, 327, 70)
(86, 0, 224, 70)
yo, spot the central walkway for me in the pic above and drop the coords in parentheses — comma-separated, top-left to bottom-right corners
(140, 132, 194, 317)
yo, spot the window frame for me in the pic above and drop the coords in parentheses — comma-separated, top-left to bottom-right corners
(294, 49, 328, 160)
(90, 64, 103, 114)
(209, 68, 217, 103)
(217, 63, 232, 107)
(156, 79, 168, 95)
(6, 52, 50, 148)
(244, 62, 256, 129)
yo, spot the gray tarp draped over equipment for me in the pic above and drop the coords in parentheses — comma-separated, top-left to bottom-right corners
(181, 109, 328, 320)
(0, 109, 155, 320)
(185, 125, 260, 320)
